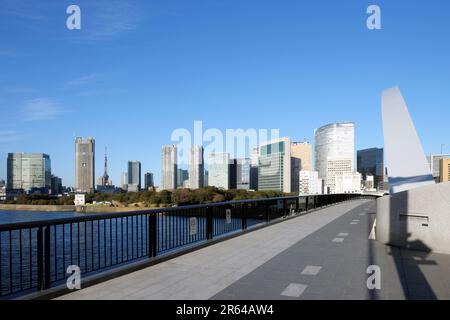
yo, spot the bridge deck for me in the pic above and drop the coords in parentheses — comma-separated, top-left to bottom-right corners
(58, 200, 450, 300)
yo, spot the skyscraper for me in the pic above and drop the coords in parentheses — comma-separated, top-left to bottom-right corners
(161, 145, 177, 190)
(357, 148, 384, 190)
(291, 141, 313, 193)
(51, 175, 63, 195)
(236, 158, 251, 190)
(75, 137, 95, 194)
(177, 169, 189, 188)
(189, 145, 204, 189)
(314, 123, 355, 194)
(208, 153, 230, 190)
(144, 172, 154, 190)
(249, 147, 259, 190)
(127, 161, 142, 192)
(121, 172, 128, 191)
(7, 153, 51, 192)
(258, 137, 292, 192)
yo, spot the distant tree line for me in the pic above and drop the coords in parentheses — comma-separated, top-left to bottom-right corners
(5, 187, 294, 207)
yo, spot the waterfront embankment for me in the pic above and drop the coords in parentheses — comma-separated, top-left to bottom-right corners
(0, 204, 75, 212)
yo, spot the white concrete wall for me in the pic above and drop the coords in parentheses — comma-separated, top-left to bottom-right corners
(376, 182, 450, 254)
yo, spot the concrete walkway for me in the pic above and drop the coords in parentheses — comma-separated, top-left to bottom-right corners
(58, 199, 450, 300)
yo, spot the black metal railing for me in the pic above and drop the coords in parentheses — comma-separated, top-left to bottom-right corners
(0, 193, 376, 299)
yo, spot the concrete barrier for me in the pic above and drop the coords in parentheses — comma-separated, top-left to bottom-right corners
(376, 182, 450, 254)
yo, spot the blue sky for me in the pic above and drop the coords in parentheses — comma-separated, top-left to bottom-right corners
(1, 0, 450, 187)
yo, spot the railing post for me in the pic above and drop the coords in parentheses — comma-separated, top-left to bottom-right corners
(242, 203, 248, 230)
(305, 197, 309, 212)
(206, 207, 213, 240)
(44, 225, 51, 290)
(37, 226, 44, 291)
(296, 197, 300, 214)
(283, 199, 287, 217)
(148, 213, 157, 258)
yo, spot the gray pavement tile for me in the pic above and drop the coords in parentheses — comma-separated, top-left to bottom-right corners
(280, 283, 308, 298)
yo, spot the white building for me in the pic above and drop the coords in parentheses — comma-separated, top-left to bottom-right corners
(334, 172, 362, 194)
(0, 186, 6, 201)
(362, 174, 376, 191)
(207, 153, 230, 190)
(161, 145, 177, 190)
(299, 170, 322, 195)
(314, 122, 355, 194)
(188, 145, 204, 189)
(121, 172, 128, 191)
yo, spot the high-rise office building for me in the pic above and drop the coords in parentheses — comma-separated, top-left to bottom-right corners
(75, 137, 95, 194)
(7, 153, 51, 192)
(315, 123, 355, 194)
(291, 141, 313, 170)
(236, 158, 251, 190)
(440, 158, 450, 183)
(229, 159, 237, 189)
(249, 147, 259, 190)
(51, 175, 63, 195)
(177, 169, 189, 188)
(204, 170, 209, 187)
(161, 145, 177, 190)
(291, 141, 313, 193)
(208, 153, 230, 190)
(189, 145, 204, 189)
(127, 161, 142, 192)
(144, 172, 154, 190)
(0, 179, 5, 188)
(258, 137, 292, 192)
(357, 148, 384, 190)
(121, 172, 128, 191)
(299, 170, 322, 195)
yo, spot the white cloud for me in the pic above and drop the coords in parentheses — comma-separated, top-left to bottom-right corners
(22, 98, 66, 121)
(0, 131, 21, 143)
(67, 74, 98, 86)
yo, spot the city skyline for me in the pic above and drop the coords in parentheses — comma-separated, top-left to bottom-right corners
(2, 0, 450, 186)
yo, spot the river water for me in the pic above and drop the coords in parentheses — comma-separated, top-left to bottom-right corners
(0, 210, 81, 224)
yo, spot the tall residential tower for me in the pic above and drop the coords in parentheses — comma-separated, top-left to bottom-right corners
(75, 137, 95, 194)
(161, 145, 177, 190)
(189, 145, 204, 189)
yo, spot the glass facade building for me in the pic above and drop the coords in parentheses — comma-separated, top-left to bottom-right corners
(236, 158, 251, 190)
(127, 161, 142, 192)
(7, 153, 51, 192)
(258, 138, 292, 192)
(357, 148, 384, 190)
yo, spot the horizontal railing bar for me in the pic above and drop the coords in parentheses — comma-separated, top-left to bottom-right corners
(0, 194, 376, 231)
